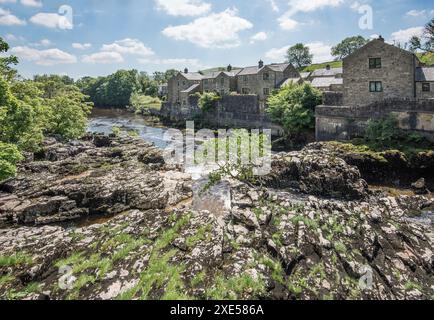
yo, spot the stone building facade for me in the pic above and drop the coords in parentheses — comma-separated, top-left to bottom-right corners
(202, 71, 239, 95)
(236, 61, 300, 101)
(341, 38, 432, 106)
(167, 70, 203, 106)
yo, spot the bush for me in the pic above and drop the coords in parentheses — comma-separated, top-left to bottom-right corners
(267, 83, 322, 137)
(198, 92, 220, 112)
(129, 93, 161, 114)
(0, 142, 23, 181)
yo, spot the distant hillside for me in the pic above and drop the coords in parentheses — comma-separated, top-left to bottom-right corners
(301, 61, 343, 72)
(417, 52, 434, 66)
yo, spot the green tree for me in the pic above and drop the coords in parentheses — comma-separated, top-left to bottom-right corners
(331, 36, 368, 60)
(286, 44, 313, 69)
(267, 83, 322, 137)
(0, 37, 18, 81)
(198, 92, 220, 112)
(0, 142, 23, 181)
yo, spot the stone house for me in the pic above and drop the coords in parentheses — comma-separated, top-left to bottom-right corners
(342, 37, 434, 106)
(202, 70, 240, 95)
(416, 67, 434, 100)
(236, 60, 300, 102)
(167, 68, 204, 106)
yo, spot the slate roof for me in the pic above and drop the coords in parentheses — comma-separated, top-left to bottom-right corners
(181, 83, 200, 93)
(278, 77, 303, 88)
(180, 72, 204, 81)
(311, 77, 343, 88)
(311, 67, 343, 77)
(237, 63, 291, 76)
(202, 70, 240, 79)
(300, 72, 311, 79)
(416, 67, 434, 82)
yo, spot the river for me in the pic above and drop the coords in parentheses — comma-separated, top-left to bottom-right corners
(88, 108, 170, 149)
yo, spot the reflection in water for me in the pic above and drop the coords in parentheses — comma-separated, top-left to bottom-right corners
(88, 108, 170, 149)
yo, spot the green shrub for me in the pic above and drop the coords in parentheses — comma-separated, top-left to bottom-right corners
(198, 92, 220, 112)
(0, 142, 23, 181)
(129, 93, 161, 114)
(267, 83, 322, 137)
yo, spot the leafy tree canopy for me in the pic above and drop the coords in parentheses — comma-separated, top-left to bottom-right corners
(286, 44, 313, 69)
(331, 36, 369, 60)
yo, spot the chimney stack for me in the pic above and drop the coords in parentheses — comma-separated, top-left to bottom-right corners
(227, 64, 232, 72)
(184, 68, 188, 74)
(258, 59, 264, 68)
(378, 35, 385, 42)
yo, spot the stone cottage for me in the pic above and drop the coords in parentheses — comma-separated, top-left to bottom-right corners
(308, 65, 344, 91)
(202, 70, 240, 95)
(342, 37, 433, 106)
(236, 60, 300, 102)
(316, 37, 434, 141)
(167, 68, 203, 106)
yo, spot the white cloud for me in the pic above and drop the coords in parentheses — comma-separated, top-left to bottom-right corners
(138, 57, 205, 69)
(250, 31, 268, 44)
(390, 26, 425, 43)
(266, 0, 279, 12)
(82, 51, 124, 64)
(0, 7, 26, 26)
(30, 38, 52, 47)
(155, 0, 211, 16)
(405, 9, 427, 17)
(265, 45, 290, 61)
(306, 41, 333, 63)
(21, 0, 42, 7)
(162, 8, 253, 48)
(101, 38, 154, 57)
(10, 46, 77, 66)
(265, 41, 333, 63)
(72, 43, 92, 50)
(278, 0, 344, 30)
(30, 12, 72, 29)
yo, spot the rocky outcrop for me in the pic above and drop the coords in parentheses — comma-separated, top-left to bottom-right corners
(0, 134, 192, 225)
(261, 147, 368, 200)
(0, 137, 433, 300)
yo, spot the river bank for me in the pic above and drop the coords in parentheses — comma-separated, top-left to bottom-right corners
(0, 134, 433, 300)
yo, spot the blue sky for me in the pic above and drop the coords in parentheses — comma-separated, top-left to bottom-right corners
(0, 0, 432, 79)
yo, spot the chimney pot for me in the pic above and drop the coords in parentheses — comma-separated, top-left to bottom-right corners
(326, 64, 331, 70)
(184, 68, 188, 74)
(258, 59, 264, 68)
(378, 35, 385, 42)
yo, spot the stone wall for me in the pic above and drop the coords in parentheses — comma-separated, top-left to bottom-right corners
(160, 95, 284, 136)
(316, 99, 434, 141)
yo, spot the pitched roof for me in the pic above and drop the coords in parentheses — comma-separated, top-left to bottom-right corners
(416, 67, 434, 82)
(311, 77, 343, 88)
(279, 77, 303, 87)
(237, 63, 291, 76)
(180, 72, 204, 81)
(202, 70, 240, 79)
(181, 83, 200, 93)
(300, 72, 311, 79)
(311, 67, 343, 77)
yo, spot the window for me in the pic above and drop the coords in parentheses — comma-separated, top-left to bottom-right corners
(243, 75, 248, 82)
(422, 82, 431, 92)
(182, 81, 186, 86)
(242, 88, 250, 94)
(369, 81, 383, 92)
(220, 77, 225, 85)
(204, 79, 208, 85)
(369, 58, 382, 69)
(263, 88, 270, 96)
(263, 73, 270, 80)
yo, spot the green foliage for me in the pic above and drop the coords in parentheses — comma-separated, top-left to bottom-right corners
(197, 92, 220, 112)
(331, 36, 369, 60)
(0, 37, 18, 81)
(0, 252, 33, 267)
(129, 92, 161, 114)
(0, 142, 23, 181)
(267, 83, 322, 136)
(286, 43, 313, 69)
